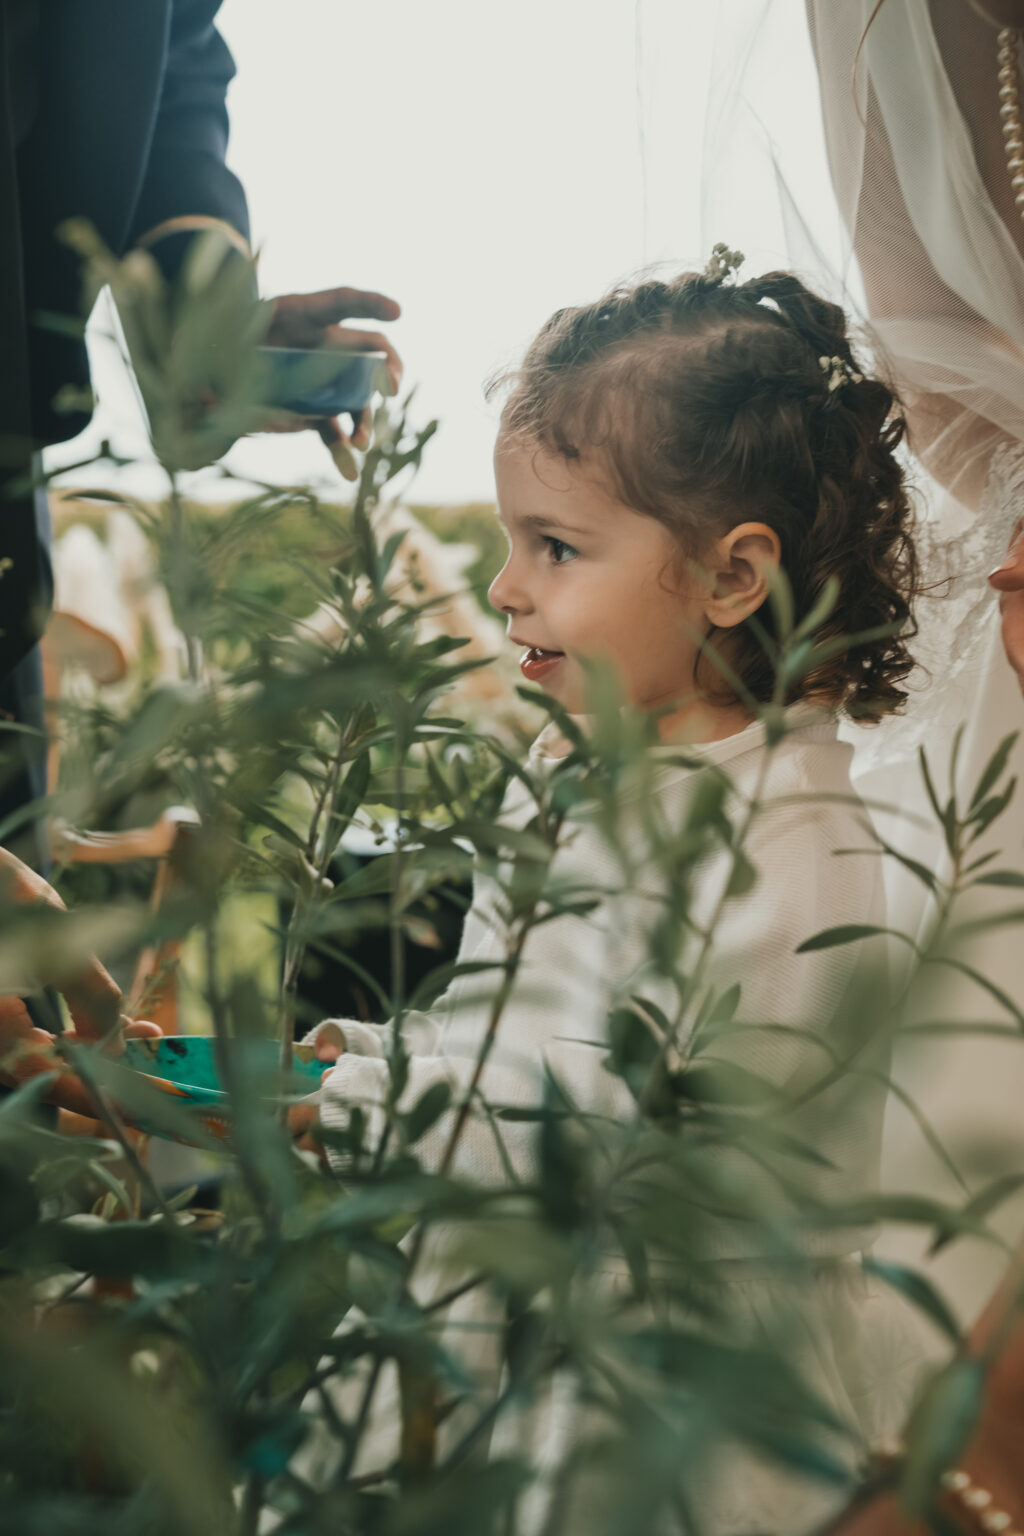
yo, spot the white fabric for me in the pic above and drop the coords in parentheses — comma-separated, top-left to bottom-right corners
(306, 706, 928, 1533)
(317, 705, 891, 1255)
(699, 0, 1024, 1320)
(805, 0, 1024, 1322)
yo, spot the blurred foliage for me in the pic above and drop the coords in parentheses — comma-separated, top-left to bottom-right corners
(0, 227, 1021, 1536)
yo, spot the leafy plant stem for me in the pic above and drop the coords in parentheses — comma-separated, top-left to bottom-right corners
(66, 1044, 176, 1223)
(339, 1355, 385, 1480)
(237, 1471, 265, 1536)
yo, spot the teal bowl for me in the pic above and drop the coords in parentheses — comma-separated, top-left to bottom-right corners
(122, 1035, 323, 1141)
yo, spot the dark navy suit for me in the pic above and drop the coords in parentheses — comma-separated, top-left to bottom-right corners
(0, 0, 249, 867)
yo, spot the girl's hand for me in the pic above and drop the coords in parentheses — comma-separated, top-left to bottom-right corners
(289, 1022, 347, 1150)
(311, 1020, 346, 1068)
(989, 518, 1024, 698)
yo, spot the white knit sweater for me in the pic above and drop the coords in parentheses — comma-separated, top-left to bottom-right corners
(315, 702, 891, 1259)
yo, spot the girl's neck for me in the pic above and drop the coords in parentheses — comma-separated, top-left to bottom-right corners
(653, 695, 756, 746)
(538, 696, 756, 760)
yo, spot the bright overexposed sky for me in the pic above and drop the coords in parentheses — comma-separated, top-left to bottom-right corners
(47, 0, 833, 506)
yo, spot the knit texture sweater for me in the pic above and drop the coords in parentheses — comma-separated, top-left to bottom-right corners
(315, 703, 891, 1259)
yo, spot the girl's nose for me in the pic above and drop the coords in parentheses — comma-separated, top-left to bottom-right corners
(487, 558, 530, 616)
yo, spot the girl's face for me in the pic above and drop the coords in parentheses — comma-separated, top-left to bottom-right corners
(489, 441, 710, 717)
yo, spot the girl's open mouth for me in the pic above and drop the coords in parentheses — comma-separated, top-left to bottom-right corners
(519, 647, 564, 682)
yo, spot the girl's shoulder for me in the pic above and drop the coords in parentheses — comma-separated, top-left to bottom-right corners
(648, 702, 854, 800)
(519, 703, 860, 826)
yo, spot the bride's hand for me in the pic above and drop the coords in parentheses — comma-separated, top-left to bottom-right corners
(988, 517, 1024, 698)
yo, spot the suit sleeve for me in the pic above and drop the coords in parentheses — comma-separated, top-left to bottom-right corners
(128, 0, 250, 276)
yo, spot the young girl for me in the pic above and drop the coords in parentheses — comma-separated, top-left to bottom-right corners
(301, 254, 927, 1532)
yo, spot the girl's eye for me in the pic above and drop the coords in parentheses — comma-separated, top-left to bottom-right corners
(544, 536, 579, 565)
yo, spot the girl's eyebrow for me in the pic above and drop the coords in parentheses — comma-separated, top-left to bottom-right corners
(507, 511, 592, 539)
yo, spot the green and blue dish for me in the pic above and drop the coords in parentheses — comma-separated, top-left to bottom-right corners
(122, 1035, 323, 1143)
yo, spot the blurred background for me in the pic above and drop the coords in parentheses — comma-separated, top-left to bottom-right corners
(42, 0, 831, 507)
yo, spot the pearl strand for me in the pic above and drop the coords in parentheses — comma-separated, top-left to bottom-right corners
(870, 1442, 1021, 1536)
(998, 27, 1024, 215)
(940, 1467, 1022, 1536)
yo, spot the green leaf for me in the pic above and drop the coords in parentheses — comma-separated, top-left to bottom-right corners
(236, 1403, 306, 1478)
(607, 1005, 660, 1078)
(723, 1114, 837, 1169)
(901, 1358, 985, 1514)
(0, 1169, 40, 1242)
(804, 1193, 998, 1243)
(946, 906, 1024, 947)
(377, 1458, 530, 1536)
(919, 745, 957, 857)
(675, 1059, 786, 1108)
(862, 1257, 961, 1345)
(539, 1093, 587, 1229)
(766, 565, 795, 642)
(86, 1159, 134, 1217)
(792, 575, 841, 643)
(401, 1081, 452, 1145)
(930, 1171, 1024, 1256)
(12, 1215, 208, 1279)
(971, 868, 1024, 887)
(776, 638, 815, 688)
(835, 838, 938, 893)
(331, 750, 371, 831)
(868, 1069, 968, 1197)
(796, 923, 910, 953)
(897, 1020, 1022, 1041)
(725, 848, 757, 898)
(966, 778, 1018, 844)
(930, 955, 1024, 1029)
(406, 958, 507, 1014)
(968, 730, 1020, 813)
(949, 722, 966, 796)
(389, 1042, 410, 1105)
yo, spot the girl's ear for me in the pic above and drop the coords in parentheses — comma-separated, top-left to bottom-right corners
(702, 523, 781, 628)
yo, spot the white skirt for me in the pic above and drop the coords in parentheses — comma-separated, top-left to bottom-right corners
(298, 1252, 933, 1536)
(489, 1254, 934, 1536)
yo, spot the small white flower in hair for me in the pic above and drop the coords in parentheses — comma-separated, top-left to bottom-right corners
(702, 242, 745, 286)
(818, 355, 864, 393)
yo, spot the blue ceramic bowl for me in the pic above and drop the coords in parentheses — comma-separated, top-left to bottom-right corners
(260, 346, 386, 416)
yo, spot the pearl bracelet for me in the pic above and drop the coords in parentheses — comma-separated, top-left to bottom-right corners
(869, 1442, 1021, 1536)
(938, 1469, 1021, 1536)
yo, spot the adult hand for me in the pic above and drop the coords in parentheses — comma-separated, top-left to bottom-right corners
(988, 517, 1024, 698)
(0, 849, 161, 1117)
(264, 287, 402, 479)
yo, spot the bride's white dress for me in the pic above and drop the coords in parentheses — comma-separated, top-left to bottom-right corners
(702, 0, 1024, 1323)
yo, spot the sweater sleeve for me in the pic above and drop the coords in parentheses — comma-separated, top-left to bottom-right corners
(313, 870, 634, 1186)
(318, 1047, 551, 1187)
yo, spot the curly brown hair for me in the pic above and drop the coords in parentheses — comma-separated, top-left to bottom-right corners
(490, 267, 921, 722)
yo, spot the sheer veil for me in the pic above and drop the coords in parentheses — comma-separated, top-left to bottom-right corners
(696, 0, 1024, 1314)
